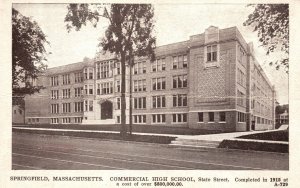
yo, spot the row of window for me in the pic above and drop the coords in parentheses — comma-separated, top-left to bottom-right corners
(116, 113, 187, 124)
(198, 112, 226, 122)
(51, 101, 92, 113)
(116, 94, 188, 110)
(49, 117, 83, 124)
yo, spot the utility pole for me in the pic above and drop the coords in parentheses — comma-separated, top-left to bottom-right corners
(129, 54, 133, 135)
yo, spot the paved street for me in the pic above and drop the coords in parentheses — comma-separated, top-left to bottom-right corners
(12, 132, 288, 170)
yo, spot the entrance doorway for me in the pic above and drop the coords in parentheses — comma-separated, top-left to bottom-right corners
(101, 101, 113, 119)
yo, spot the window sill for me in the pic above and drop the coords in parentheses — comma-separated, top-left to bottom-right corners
(197, 122, 204, 123)
(219, 121, 226, 123)
(204, 61, 220, 69)
(207, 122, 215, 123)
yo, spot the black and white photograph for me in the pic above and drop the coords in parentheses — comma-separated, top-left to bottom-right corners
(1, 0, 300, 187)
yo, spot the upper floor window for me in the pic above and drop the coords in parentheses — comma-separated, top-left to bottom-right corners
(173, 75, 187, 89)
(51, 90, 59, 99)
(133, 79, 146, 92)
(97, 82, 113, 95)
(62, 103, 71, 113)
(134, 97, 146, 109)
(74, 72, 83, 83)
(115, 62, 121, 75)
(51, 104, 59, 114)
(173, 55, 188, 69)
(62, 74, 70, 85)
(98, 61, 113, 79)
(62, 89, 71, 99)
(152, 58, 166, 72)
(172, 113, 187, 123)
(89, 68, 94, 79)
(152, 95, 166, 108)
(207, 45, 217, 62)
(84, 84, 94, 95)
(74, 87, 83, 97)
(152, 77, 166, 91)
(133, 61, 146, 74)
(115, 80, 120, 93)
(50, 76, 59, 86)
(173, 94, 187, 107)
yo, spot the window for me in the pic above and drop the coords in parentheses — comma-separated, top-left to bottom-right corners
(51, 104, 59, 114)
(238, 112, 246, 122)
(116, 98, 121, 109)
(133, 61, 147, 74)
(133, 115, 146, 124)
(198, 112, 203, 122)
(173, 94, 187, 107)
(115, 80, 120, 93)
(89, 68, 94, 79)
(98, 61, 112, 79)
(62, 89, 71, 99)
(237, 90, 245, 107)
(237, 68, 246, 87)
(74, 87, 83, 97)
(89, 84, 93, 95)
(98, 82, 113, 95)
(219, 112, 226, 122)
(208, 112, 214, 122)
(62, 74, 70, 85)
(152, 114, 166, 123)
(152, 96, 166, 108)
(116, 116, 120, 124)
(50, 76, 59, 86)
(134, 97, 146, 109)
(84, 68, 88, 80)
(74, 117, 83, 123)
(14, 110, 16, 114)
(19, 109, 22, 114)
(207, 45, 217, 62)
(152, 58, 166, 72)
(62, 118, 71, 124)
(152, 77, 165, 91)
(133, 79, 146, 92)
(89, 100, 93, 111)
(115, 62, 121, 75)
(51, 90, 59, 99)
(74, 102, 84, 112)
(173, 75, 187, 88)
(51, 118, 59, 124)
(173, 55, 188, 69)
(62, 103, 71, 113)
(74, 72, 83, 83)
(172, 113, 188, 123)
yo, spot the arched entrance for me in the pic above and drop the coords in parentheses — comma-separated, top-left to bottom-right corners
(101, 101, 113, 119)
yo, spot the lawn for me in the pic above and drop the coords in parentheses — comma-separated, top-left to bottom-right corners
(237, 130, 289, 142)
(13, 123, 222, 135)
(13, 128, 176, 144)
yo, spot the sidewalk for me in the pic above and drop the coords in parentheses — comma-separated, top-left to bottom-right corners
(12, 126, 282, 147)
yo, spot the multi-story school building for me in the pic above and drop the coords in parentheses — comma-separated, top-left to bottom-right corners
(24, 26, 276, 132)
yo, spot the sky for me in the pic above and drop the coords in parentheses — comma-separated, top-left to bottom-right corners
(13, 3, 288, 104)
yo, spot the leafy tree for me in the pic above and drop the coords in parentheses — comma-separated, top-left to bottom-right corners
(65, 4, 156, 135)
(12, 8, 49, 106)
(243, 4, 289, 73)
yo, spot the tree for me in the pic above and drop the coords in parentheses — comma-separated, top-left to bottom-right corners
(12, 8, 49, 106)
(243, 4, 289, 73)
(65, 4, 156, 135)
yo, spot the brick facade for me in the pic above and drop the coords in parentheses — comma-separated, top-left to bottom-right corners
(24, 26, 276, 132)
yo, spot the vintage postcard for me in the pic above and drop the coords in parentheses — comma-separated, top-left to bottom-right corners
(1, 0, 299, 187)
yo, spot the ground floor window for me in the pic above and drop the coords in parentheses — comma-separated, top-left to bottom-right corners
(133, 115, 146, 124)
(238, 112, 246, 122)
(208, 112, 214, 122)
(74, 117, 83, 123)
(51, 118, 59, 124)
(116, 116, 120, 124)
(62, 118, 71, 124)
(152, 114, 165, 123)
(219, 112, 226, 122)
(172, 113, 187, 123)
(198, 112, 203, 122)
